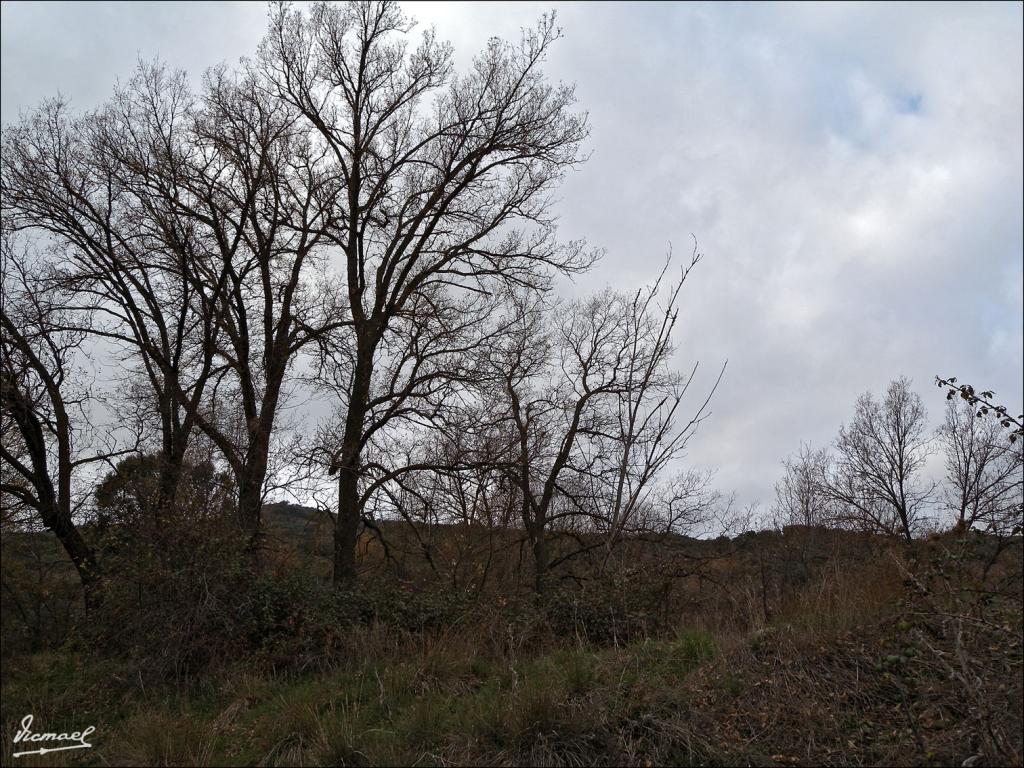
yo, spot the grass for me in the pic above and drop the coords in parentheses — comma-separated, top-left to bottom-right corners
(2, 531, 1020, 766)
(0, 628, 721, 767)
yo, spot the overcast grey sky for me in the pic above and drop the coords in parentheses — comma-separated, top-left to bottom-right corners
(3, 1, 1022, 511)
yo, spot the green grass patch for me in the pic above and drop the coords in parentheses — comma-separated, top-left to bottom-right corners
(2, 631, 717, 766)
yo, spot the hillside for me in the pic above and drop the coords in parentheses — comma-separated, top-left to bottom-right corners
(3, 511, 1021, 766)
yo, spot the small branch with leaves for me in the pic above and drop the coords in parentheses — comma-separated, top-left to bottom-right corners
(935, 376, 1023, 443)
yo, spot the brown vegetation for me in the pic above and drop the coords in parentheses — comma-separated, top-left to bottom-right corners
(1, 3, 1021, 766)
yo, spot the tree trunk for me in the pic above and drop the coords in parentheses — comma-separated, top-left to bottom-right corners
(235, 404, 280, 543)
(332, 342, 374, 587)
(155, 381, 191, 517)
(334, 466, 360, 586)
(155, 444, 186, 537)
(51, 512, 102, 611)
(1, 372, 101, 612)
(237, 458, 266, 535)
(154, 396, 178, 528)
(532, 528, 549, 596)
(898, 505, 913, 541)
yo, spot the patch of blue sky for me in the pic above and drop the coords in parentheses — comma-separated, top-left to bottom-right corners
(896, 92, 924, 115)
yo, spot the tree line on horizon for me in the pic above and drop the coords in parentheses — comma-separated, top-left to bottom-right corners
(1, 1, 1021, 613)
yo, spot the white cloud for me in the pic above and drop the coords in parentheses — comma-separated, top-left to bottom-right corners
(2, 0, 1021, 511)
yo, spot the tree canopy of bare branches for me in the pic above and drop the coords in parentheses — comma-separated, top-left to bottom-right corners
(256, 1, 595, 583)
(940, 398, 1023, 536)
(482, 254, 723, 592)
(0, 240, 116, 607)
(0, 1, 737, 603)
(823, 377, 934, 541)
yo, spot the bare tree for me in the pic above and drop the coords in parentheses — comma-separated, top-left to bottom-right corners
(257, 1, 594, 584)
(0, 77, 230, 525)
(486, 256, 721, 593)
(773, 442, 833, 530)
(768, 442, 837, 602)
(341, 404, 519, 590)
(1, 60, 345, 542)
(181, 64, 343, 537)
(593, 262, 725, 570)
(0, 242, 129, 608)
(825, 377, 933, 540)
(940, 398, 1023, 536)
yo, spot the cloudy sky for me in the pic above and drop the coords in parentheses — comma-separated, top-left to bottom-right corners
(3, 1, 1022, 512)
